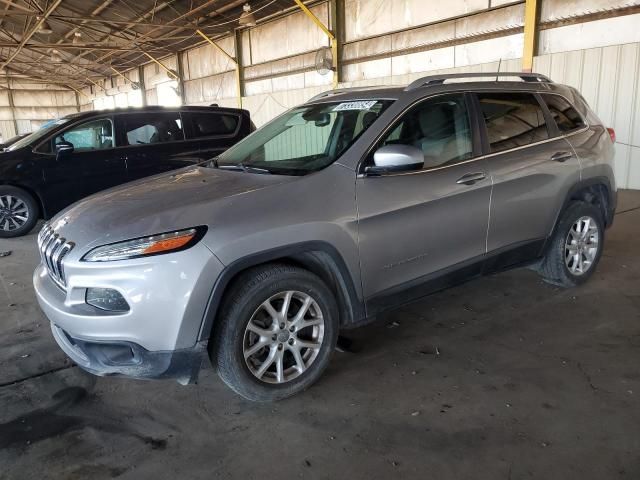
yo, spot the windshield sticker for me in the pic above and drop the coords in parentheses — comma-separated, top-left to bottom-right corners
(332, 101, 377, 111)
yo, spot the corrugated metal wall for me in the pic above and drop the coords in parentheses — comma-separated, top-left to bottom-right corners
(0, 80, 78, 141)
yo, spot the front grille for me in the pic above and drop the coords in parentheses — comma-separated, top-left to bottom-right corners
(38, 224, 74, 289)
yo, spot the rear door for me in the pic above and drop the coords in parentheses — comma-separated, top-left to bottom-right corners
(356, 93, 492, 313)
(115, 111, 201, 181)
(40, 116, 126, 213)
(474, 91, 580, 266)
(182, 110, 246, 160)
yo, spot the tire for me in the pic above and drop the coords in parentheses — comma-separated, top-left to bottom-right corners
(210, 263, 339, 402)
(0, 186, 39, 238)
(538, 201, 604, 287)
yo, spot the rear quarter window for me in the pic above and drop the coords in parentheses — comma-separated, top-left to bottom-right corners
(476, 92, 550, 153)
(188, 113, 239, 138)
(540, 94, 586, 134)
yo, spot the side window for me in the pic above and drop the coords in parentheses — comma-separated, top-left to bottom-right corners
(189, 113, 239, 138)
(540, 94, 585, 133)
(477, 92, 549, 153)
(121, 112, 184, 146)
(378, 94, 473, 169)
(53, 118, 114, 152)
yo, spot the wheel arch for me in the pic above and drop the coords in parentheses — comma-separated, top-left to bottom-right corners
(543, 176, 614, 257)
(0, 182, 45, 219)
(197, 241, 366, 343)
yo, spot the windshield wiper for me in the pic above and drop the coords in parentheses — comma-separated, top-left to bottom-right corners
(218, 163, 272, 174)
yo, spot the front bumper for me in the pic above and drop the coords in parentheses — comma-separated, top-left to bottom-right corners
(34, 242, 224, 382)
(51, 323, 205, 384)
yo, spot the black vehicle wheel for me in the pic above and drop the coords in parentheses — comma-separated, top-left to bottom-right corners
(0, 186, 39, 238)
(210, 264, 339, 402)
(539, 201, 604, 287)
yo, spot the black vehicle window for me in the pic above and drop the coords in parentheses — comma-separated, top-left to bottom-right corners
(121, 112, 184, 146)
(477, 92, 549, 153)
(52, 118, 114, 152)
(378, 93, 473, 169)
(540, 94, 585, 133)
(189, 113, 239, 138)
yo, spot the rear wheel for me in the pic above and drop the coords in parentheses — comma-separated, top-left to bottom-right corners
(211, 264, 339, 401)
(0, 186, 38, 238)
(538, 201, 604, 287)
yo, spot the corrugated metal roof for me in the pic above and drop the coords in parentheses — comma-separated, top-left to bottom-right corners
(0, 0, 295, 89)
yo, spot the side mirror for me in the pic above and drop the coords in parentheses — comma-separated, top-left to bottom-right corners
(55, 142, 74, 160)
(365, 144, 424, 175)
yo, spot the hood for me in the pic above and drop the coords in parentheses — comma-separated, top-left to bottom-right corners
(50, 166, 296, 249)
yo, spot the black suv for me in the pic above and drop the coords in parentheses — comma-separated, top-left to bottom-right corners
(0, 105, 253, 237)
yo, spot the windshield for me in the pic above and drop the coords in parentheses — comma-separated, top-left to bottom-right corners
(7, 117, 71, 151)
(215, 99, 393, 175)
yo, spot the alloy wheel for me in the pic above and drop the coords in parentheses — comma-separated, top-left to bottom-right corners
(565, 215, 599, 276)
(0, 195, 29, 232)
(243, 290, 325, 384)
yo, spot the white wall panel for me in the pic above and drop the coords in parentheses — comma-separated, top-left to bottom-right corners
(539, 14, 640, 55)
(184, 36, 235, 80)
(0, 121, 15, 141)
(540, 0, 640, 22)
(344, 0, 491, 41)
(247, 3, 329, 64)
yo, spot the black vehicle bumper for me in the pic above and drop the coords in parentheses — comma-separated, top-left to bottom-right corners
(51, 323, 205, 385)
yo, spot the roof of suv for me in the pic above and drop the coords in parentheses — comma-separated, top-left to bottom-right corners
(307, 72, 571, 104)
(61, 105, 249, 122)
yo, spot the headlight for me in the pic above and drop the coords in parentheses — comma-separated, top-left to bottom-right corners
(82, 227, 206, 262)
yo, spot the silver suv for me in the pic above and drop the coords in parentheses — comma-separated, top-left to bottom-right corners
(34, 73, 616, 401)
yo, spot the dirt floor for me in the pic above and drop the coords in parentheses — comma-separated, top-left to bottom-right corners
(1, 191, 639, 480)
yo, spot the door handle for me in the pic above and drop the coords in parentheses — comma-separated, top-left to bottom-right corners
(551, 151, 573, 162)
(456, 172, 487, 185)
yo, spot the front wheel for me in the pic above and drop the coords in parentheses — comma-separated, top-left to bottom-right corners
(210, 264, 339, 401)
(538, 201, 604, 287)
(0, 186, 39, 238)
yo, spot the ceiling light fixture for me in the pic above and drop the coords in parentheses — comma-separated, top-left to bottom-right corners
(38, 17, 53, 34)
(238, 3, 256, 27)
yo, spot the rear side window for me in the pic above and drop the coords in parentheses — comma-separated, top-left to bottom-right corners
(188, 112, 239, 138)
(477, 92, 549, 153)
(540, 94, 585, 133)
(120, 112, 184, 146)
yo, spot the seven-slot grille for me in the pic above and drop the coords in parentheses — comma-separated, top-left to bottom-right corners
(38, 224, 74, 289)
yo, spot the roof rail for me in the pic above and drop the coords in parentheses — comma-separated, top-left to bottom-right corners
(405, 72, 552, 91)
(308, 85, 393, 102)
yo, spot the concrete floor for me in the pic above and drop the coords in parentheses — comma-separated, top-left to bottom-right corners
(1, 191, 639, 480)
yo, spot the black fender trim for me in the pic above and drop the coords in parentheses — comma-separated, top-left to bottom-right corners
(197, 241, 366, 342)
(543, 176, 616, 255)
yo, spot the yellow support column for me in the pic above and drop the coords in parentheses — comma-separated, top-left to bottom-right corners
(522, 0, 539, 73)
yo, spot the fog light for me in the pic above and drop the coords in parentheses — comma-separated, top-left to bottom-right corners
(86, 288, 130, 312)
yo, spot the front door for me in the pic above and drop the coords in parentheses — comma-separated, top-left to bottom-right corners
(41, 116, 126, 214)
(356, 93, 492, 313)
